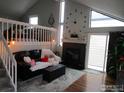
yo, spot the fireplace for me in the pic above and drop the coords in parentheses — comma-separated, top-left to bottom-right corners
(62, 43, 86, 70)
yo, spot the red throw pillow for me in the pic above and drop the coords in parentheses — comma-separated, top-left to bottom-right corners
(40, 57, 48, 62)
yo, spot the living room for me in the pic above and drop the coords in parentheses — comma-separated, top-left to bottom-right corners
(0, 0, 124, 92)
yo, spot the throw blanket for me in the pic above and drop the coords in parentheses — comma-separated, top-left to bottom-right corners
(30, 62, 51, 71)
(30, 60, 60, 72)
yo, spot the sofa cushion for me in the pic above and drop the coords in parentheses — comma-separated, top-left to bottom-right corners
(41, 49, 55, 58)
(15, 51, 30, 62)
(29, 50, 41, 60)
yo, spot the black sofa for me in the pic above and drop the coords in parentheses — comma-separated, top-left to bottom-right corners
(14, 49, 43, 81)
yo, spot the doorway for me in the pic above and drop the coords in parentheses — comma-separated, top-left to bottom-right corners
(86, 33, 109, 72)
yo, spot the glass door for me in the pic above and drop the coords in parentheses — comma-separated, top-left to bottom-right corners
(87, 33, 109, 72)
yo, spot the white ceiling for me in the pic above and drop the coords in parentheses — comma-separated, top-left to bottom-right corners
(0, 0, 39, 19)
(0, 0, 124, 21)
(73, 0, 124, 21)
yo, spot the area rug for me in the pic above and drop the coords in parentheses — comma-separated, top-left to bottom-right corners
(17, 68, 85, 92)
(84, 69, 103, 74)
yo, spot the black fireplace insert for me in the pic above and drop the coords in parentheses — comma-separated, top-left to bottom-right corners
(62, 43, 86, 70)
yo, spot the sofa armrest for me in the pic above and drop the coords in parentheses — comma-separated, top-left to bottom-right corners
(17, 61, 32, 77)
(54, 55, 61, 63)
(17, 61, 31, 69)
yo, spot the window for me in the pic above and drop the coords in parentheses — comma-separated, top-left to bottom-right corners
(29, 16, 38, 25)
(59, 0, 65, 46)
(91, 11, 124, 27)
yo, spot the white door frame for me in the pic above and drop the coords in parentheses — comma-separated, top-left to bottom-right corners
(85, 33, 109, 72)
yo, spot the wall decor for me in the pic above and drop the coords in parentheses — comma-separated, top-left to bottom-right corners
(70, 33, 78, 38)
(68, 30, 71, 33)
(66, 26, 69, 29)
(84, 20, 86, 23)
(84, 16, 87, 19)
(48, 14, 55, 27)
(67, 17, 69, 20)
(74, 21, 77, 24)
(69, 13, 72, 16)
(80, 12, 83, 14)
(75, 9, 77, 12)
(83, 26, 86, 28)
(63, 0, 90, 43)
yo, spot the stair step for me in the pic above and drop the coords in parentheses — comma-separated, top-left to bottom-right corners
(0, 76, 14, 92)
(0, 61, 14, 92)
(0, 68, 6, 77)
(0, 86, 14, 92)
(0, 76, 11, 85)
(0, 62, 3, 68)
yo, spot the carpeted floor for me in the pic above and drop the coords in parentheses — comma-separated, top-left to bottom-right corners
(17, 68, 85, 92)
(84, 68, 103, 74)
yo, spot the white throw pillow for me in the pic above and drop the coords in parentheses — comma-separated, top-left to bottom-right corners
(23, 56, 31, 63)
(41, 49, 55, 58)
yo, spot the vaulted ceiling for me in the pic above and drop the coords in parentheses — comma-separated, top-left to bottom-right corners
(0, 0, 39, 19)
(73, 0, 124, 21)
(0, 0, 124, 21)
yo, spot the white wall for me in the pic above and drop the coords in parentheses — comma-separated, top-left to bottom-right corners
(10, 42, 56, 53)
(20, 0, 60, 28)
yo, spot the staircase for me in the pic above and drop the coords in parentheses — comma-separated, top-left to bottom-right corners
(0, 60, 14, 92)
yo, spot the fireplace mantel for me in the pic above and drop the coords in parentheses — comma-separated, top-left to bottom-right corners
(63, 32, 88, 44)
(63, 39, 87, 44)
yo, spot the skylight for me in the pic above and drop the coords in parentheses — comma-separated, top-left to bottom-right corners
(91, 11, 124, 27)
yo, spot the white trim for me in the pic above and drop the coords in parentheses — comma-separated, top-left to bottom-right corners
(89, 8, 92, 28)
(58, 0, 65, 46)
(103, 34, 110, 72)
(85, 33, 90, 69)
(89, 27, 124, 32)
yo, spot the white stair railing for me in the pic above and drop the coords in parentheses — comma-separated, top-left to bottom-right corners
(0, 32, 17, 92)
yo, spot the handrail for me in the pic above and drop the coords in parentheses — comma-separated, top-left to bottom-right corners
(0, 17, 56, 44)
(0, 18, 56, 32)
(0, 31, 17, 92)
